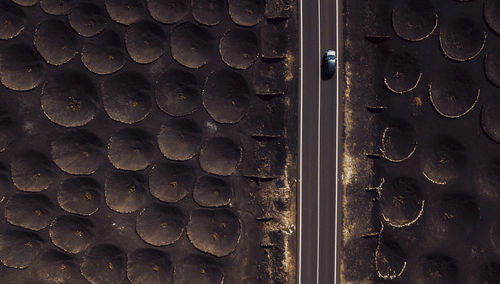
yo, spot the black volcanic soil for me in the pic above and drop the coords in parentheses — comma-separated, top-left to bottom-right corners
(342, 0, 500, 282)
(0, 1, 297, 284)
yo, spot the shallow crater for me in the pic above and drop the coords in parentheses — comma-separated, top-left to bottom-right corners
(57, 177, 101, 216)
(147, 0, 188, 24)
(5, 193, 54, 231)
(0, 44, 44, 91)
(155, 69, 201, 117)
(81, 30, 126, 75)
(40, 0, 74, 15)
(0, 231, 43, 269)
(36, 250, 78, 284)
(0, 1, 26, 40)
(149, 161, 195, 202)
(107, 128, 154, 171)
(105, 171, 147, 213)
(127, 248, 173, 284)
(203, 70, 251, 124)
(383, 52, 421, 94)
(41, 70, 98, 127)
(381, 120, 417, 162)
(69, 2, 107, 37)
(11, 150, 54, 192)
(199, 137, 242, 176)
(175, 254, 224, 284)
(380, 177, 423, 227)
(125, 21, 167, 64)
(80, 244, 127, 284)
(420, 135, 467, 185)
(51, 129, 105, 175)
(429, 67, 479, 118)
(34, 20, 79, 66)
(136, 203, 187, 246)
(187, 209, 241, 257)
(392, 0, 437, 41)
(158, 118, 202, 161)
(439, 17, 486, 62)
(101, 72, 153, 124)
(193, 175, 232, 207)
(49, 215, 95, 254)
(219, 29, 258, 70)
(375, 237, 407, 280)
(171, 22, 213, 69)
(192, 0, 225, 26)
(105, 0, 144, 25)
(228, 0, 265, 27)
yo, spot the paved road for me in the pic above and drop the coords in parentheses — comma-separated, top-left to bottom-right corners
(298, 0, 340, 283)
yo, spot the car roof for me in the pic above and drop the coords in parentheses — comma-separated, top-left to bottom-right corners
(325, 50, 336, 56)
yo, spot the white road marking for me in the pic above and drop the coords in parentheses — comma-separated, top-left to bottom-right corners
(298, 0, 304, 281)
(335, 0, 340, 281)
(316, 0, 322, 281)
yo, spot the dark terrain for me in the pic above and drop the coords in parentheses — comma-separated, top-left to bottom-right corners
(342, 0, 500, 282)
(0, 0, 298, 283)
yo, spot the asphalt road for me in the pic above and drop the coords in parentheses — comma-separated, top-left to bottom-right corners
(298, 0, 340, 283)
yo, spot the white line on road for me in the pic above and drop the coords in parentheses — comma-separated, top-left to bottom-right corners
(316, 0, 321, 281)
(298, 0, 304, 281)
(335, 0, 340, 281)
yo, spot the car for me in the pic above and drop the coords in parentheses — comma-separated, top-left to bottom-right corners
(322, 50, 336, 80)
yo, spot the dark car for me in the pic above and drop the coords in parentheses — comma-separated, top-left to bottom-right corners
(321, 50, 336, 80)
